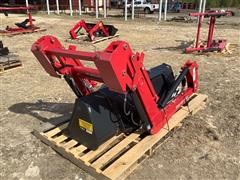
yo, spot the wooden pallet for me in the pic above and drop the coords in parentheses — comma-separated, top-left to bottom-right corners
(221, 43, 239, 55)
(66, 34, 120, 44)
(33, 93, 207, 180)
(0, 28, 46, 37)
(0, 54, 22, 74)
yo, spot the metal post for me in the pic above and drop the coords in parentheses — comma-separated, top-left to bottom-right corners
(198, 0, 203, 22)
(46, 0, 50, 15)
(25, 0, 29, 13)
(202, 0, 206, 13)
(198, 0, 203, 13)
(56, 0, 60, 14)
(131, 0, 134, 20)
(103, 0, 106, 18)
(164, 0, 167, 21)
(195, 14, 203, 48)
(78, 0, 82, 15)
(124, 0, 127, 21)
(25, 0, 29, 7)
(158, 0, 162, 21)
(207, 16, 215, 48)
(96, 0, 99, 18)
(69, 0, 73, 16)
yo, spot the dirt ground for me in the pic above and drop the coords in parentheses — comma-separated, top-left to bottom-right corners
(0, 11, 240, 180)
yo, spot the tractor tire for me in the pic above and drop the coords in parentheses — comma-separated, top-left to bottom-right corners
(144, 7, 151, 14)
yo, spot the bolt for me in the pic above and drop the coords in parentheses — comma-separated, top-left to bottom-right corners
(131, 55, 135, 61)
(123, 44, 128, 50)
(122, 70, 126, 76)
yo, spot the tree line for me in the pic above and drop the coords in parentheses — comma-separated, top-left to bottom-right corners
(183, 0, 240, 7)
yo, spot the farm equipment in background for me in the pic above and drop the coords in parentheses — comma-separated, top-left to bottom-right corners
(68, 20, 119, 44)
(32, 35, 198, 150)
(0, 41, 21, 74)
(0, 41, 9, 56)
(185, 10, 233, 53)
(0, 6, 46, 36)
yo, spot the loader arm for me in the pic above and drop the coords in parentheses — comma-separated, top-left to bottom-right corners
(32, 35, 198, 134)
(69, 20, 91, 40)
(69, 20, 118, 41)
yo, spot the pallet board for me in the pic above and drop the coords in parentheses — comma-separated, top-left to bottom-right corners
(186, 41, 238, 55)
(66, 34, 120, 44)
(0, 28, 46, 37)
(222, 43, 239, 55)
(33, 93, 207, 180)
(0, 54, 22, 74)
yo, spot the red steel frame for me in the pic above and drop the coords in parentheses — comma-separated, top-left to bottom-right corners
(32, 36, 198, 134)
(69, 20, 112, 41)
(186, 11, 232, 53)
(0, 6, 39, 34)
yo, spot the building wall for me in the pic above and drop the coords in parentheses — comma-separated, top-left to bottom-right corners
(47, 0, 106, 9)
(1, 0, 109, 11)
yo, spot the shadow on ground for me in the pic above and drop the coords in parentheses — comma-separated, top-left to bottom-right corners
(150, 40, 194, 52)
(9, 100, 73, 125)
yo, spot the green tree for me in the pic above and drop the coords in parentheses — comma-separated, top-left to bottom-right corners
(182, 0, 240, 7)
(231, 0, 240, 6)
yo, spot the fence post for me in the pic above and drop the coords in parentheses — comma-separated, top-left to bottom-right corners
(25, 0, 29, 13)
(198, 0, 203, 22)
(56, 0, 60, 14)
(202, 0, 206, 13)
(131, 0, 134, 20)
(125, 0, 127, 21)
(78, 0, 82, 15)
(96, 0, 99, 18)
(164, 0, 167, 21)
(25, 0, 29, 7)
(69, 0, 73, 16)
(46, 0, 50, 15)
(104, 0, 107, 18)
(158, 0, 162, 21)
